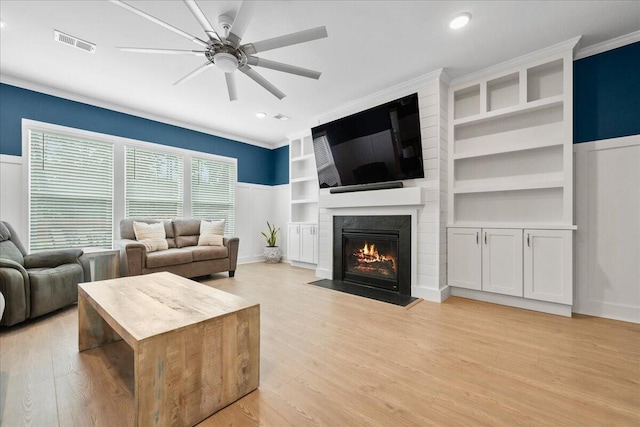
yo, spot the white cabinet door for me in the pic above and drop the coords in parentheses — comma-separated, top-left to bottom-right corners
(447, 228, 482, 290)
(288, 224, 301, 261)
(524, 229, 572, 304)
(482, 229, 523, 297)
(300, 224, 317, 264)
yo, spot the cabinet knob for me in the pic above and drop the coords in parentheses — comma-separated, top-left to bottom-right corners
(476, 232, 479, 244)
(527, 233, 531, 247)
(484, 232, 487, 245)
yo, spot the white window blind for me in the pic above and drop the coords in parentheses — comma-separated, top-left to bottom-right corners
(125, 146, 183, 218)
(29, 131, 113, 250)
(191, 157, 236, 235)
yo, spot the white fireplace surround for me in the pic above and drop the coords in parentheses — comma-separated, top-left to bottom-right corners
(316, 186, 447, 301)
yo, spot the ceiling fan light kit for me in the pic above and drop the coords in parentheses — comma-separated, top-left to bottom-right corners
(111, 0, 328, 102)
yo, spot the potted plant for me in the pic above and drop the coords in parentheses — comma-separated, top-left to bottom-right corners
(261, 222, 282, 263)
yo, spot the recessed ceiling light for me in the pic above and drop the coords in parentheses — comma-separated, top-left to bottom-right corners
(449, 12, 471, 30)
(255, 112, 267, 119)
(0, 20, 7, 29)
(274, 114, 291, 121)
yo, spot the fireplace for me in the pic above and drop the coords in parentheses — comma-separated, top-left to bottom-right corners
(343, 231, 399, 290)
(334, 215, 411, 296)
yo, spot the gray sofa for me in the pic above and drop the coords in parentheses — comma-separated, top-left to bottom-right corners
(0, 221, 90, 327)
(115, 218, 239, 278)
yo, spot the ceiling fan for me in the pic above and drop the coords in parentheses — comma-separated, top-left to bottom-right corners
(110, 0, 328, 101)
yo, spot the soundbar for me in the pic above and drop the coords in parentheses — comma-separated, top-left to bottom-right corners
(329, 181, 404, 194)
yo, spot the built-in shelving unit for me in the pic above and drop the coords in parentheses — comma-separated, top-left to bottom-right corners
(289, 134, 319, 224)
(448, 44, 576, 228)
(288, 133, 319, 268)
(446, 37, 580, 316)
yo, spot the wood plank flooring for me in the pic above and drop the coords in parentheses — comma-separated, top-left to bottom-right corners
(1, 262, 639, 426)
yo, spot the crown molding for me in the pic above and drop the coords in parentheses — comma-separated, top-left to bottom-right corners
(574, 30, 640, 60)
(450, 36, 582, 87)
(271, 139, 290, 149)
(0, 74, 277, 150)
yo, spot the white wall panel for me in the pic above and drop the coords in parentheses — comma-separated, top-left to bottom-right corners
(574, 135, 640, 323)
(0, 155, 25, 238)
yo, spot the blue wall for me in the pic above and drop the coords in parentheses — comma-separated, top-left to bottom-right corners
(0, 83, 289, 185)
(574, 41, 640, 143)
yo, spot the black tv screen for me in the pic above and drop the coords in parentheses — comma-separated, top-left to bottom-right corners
(311, 93, 424, 188)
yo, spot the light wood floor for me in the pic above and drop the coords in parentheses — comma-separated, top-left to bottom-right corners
(1, 263, 639, 426)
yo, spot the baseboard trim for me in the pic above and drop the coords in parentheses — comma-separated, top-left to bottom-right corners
(412, 285, 450, 303)
(315, 267, 332, 279)
(450, 287, 572, 317)
(290, 260, 317, 270)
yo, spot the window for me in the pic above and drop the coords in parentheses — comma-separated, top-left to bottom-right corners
(191, 157, 236, 235)
(25, 120, 238, 250)
(125, 146, 183, 218)
(29, 131, 113, 250)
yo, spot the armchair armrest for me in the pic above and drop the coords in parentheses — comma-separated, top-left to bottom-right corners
(115, 239, 147, 276)
(24, 248, 84, 269)
(0, 258, 31, 326)
(223, 237, 240, 275)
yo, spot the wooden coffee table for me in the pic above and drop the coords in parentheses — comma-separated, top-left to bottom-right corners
(78, 272, 260, 427)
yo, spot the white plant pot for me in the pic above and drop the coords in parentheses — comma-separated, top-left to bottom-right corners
(263, 246, 282, 264)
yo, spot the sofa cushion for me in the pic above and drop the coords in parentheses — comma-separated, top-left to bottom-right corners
(133, 221, 169, 253)
(173, 218, 202, 248)
(121, 219, 176, 248)
(198, 219, 225, 246)
(187, 246, 229, 262)
(146, 248, 193, 269)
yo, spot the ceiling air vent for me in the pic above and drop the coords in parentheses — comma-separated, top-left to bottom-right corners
(54, 30, 96, 53)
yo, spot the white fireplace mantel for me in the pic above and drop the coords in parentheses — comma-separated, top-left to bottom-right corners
(319, 186, 426, 209)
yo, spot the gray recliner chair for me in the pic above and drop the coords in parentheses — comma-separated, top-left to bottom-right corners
(0, 221, 90, 327)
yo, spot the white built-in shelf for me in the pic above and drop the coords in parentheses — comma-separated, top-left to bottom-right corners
(290, 153, 315, 163)
(291, 198, 318, 204)
(446, 38, 579, 314)
(290, 176, 317, 183)
(453, 138, 564, 160)
(448, 46, 575, 229)
(453, 95, 563, 127)
(289, 134, 319, 224)
(453, 179, 564, 194)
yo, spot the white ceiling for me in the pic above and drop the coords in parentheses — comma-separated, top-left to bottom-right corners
(1, 1, 639, 148)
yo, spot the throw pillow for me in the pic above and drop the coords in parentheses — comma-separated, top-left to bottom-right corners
(133, 221, 169, 252)
(198, 219, 225, 246)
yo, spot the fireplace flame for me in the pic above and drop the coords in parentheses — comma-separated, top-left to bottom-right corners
(355, 242, 396, 273)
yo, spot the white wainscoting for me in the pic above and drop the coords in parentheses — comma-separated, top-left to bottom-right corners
(574, 135, 640, 323)
(236, 182, 289, 264)
(0, 154, 290, 265)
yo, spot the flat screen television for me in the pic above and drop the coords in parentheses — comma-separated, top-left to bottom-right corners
(311, 93, 424, 189)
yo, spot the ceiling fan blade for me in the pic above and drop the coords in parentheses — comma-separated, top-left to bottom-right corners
(246, 56, 321, 79)
(226, 1, 256, 46)
(118, 47, 206, 56)
(242, 26, 328, 55)
(109, 0, 208, 48)
(173, 61, 213, 86)
(183, 0, 222, 42)
(225, 73, 238, 101)
(239, 65, 286, 100)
